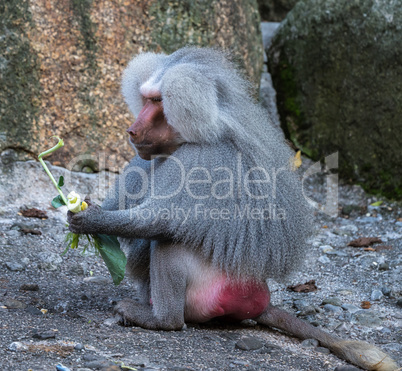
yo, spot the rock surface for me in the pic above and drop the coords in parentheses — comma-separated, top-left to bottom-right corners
(0, 0, 262, 172)
(268, 0, 402, 199)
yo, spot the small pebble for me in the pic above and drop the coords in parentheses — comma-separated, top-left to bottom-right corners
(381, 287, 392, 297)
(83, 276, 110, 284)
(53, 301, 69, 313)
(315, 346, 330, 354)
(323, 304, 342, 314)
(341, 304, 360, 314)
(32, 330, 56, 340)
(378, 262, 390, 271)
(84, 360, 116, 369)
(56, 364, 71, 371)
(318, 256, 330, 264)
(262, 343, 282, 353)
(326, 250, 349, 257)
(70, 263, 87, 276)
(26, 305, 42, 315)
(340, 224, 358, 233)
(8, 342, 28, 352)
(356, 216, 378, 223)
(384, 232, 402, 240)
(301, 338, 319, 348)
(241, 319, 257, 327)
(74, 343, 84, 350)
(235, 336, 263, 351)
(5, 230, 20, 237)
(3, 299, 27, 309)
(220, 332, 239, 341)
(334, 322, 351, 333)
(83, 354, 101, 362)
(37, 252, 62, 271)
(322, 297, 342, 307)
(339, 312, 352, 321)
(20, 283, 39, 291)
(5, 261, 25, 271)
(293, 300, 310, 311)
(103, 315, 121, 327)
(371, 290, 383, 301)
(353, 311, 382, 327)
(319, 245, 333, 253)
(299, 305, 316, 316)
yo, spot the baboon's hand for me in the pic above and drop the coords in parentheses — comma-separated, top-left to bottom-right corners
(67, 204, 103, 235)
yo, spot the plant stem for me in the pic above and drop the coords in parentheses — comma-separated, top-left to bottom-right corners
(38, 136, 68, 205)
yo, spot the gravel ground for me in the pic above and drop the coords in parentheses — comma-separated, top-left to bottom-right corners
(0, 159, 401, 371)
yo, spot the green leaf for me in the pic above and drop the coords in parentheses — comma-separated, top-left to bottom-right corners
(370, 200, 383, 207)
(94, 234, 126, 285)
(61, 244, 70, 256)
(62, 232, 75, 255)
(57, 175, 64, 188)
(52, 195, 66, 208)
(71, 233, 79, 249)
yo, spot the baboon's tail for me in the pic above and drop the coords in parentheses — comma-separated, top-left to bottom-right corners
(255, 305, 398, 371)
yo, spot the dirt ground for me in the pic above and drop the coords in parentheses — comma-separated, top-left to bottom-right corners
(0, 160, 401, 371)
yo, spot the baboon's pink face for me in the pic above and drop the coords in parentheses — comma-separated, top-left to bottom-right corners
(126, 95, 181, 160)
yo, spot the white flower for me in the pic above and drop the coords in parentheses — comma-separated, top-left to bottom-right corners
(67, 191, 82, 213)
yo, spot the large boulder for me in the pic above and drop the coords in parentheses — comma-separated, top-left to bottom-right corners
(0, 0, 262, 172)
(268, 0, 402, 199)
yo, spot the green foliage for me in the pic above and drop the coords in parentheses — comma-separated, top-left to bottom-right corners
(370, 200, 383, 207)
(70, 233, 79, 249)
(57, 176, 64, 188)
(359, 172, 402, 200)
(52, 195, 67, 208)
(63, 231, 126, 286)
(279, 65, 301, 117)
(95, 234, 127, 286)
(63, 232, 76, 255)
(271, 56, 316, 158)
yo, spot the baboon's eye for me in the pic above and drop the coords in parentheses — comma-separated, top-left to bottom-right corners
(150, 97, 162, 102)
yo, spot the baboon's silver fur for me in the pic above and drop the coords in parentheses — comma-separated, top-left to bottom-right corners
(69, 47, 398, 370)
(116, 47, 312, 281)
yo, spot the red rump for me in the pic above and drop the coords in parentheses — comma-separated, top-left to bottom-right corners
(214, 281, 270, 320)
